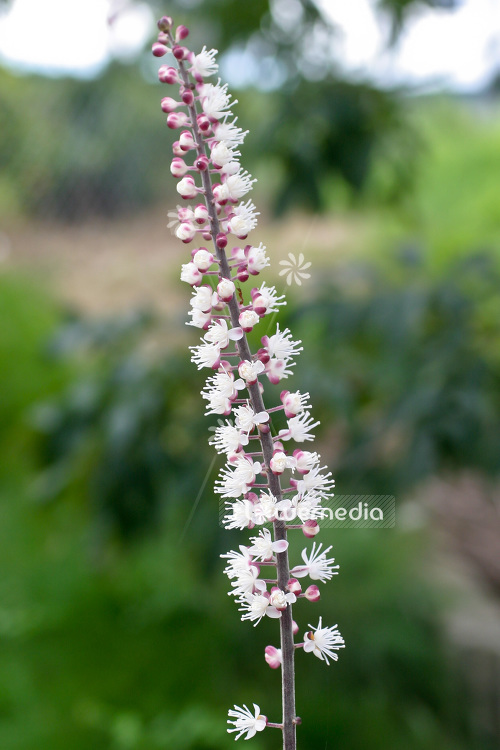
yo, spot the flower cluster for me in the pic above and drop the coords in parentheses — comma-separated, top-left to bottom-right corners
(153, 15, 344, 745)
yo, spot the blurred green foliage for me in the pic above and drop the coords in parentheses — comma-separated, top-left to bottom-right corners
(0, 273, 491, 750)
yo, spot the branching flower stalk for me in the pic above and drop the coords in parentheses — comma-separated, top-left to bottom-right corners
(152, 16, 345, 748)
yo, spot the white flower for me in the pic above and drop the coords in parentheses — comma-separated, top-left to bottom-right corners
(234, 404, 269, 434)
(239, 593, 282, 625)
(227, 703, 267, 741)
(281, 390, 310, 417)
(204, 319, 243, 349)
(175, 222, 195, 242)
(251, 283, 286, 315)
(228, 199, 260, 237)
(190, 285, 217, 312)
(190, 45, 218, 78)
(210, 421, 249, 454)
(295, 466, 335, 497)
(280, 411, 320, 442)
(176, 176, 198, 199)
(201, 370, 245, 416)
(303, 617, 345, 665)
(223, 499, 256, 530)
(201, 81, 235, 120)
(293, 449, 320, 474)
(248, 528, 288, 561)
(221, 545, 255, 578)
(192, 248, 214, 271)
(215, 455, 262, 497)
(238, 310, 260, 331)
(291, 543, 339, 582)
(254, 490, 291, 523)
(217, 278, 236, 302)
(211, 140, 240, 167)
(269, 451, 296, 475)
(229, 567, 266, 598)
(213, 116, 248, 145)
(265, 358, 295, 384)
(238, 359, 265, 384)
(186, 308, 211, 329)
(246, 243, 269, 273)
(189, 341, 221, 370)
(269, 587, 296, 610)
(223, 170, 256, 201)
(262, 325, 302, 360)
(180, 262, 202, 286)
(289, 491, 324, 522)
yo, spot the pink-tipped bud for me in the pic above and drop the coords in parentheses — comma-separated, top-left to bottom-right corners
(167, 112, 189, 129)
(157, 16, 173, 31)
(152, 42, 168, 57)
(236, 267, 249, 283)
(158, 65, 179, 84)
(194, 156, 209, 172)
(192, 248, 214, 271)
(217, 278, 235, 302)
(170, 157, 189, 178)
(202, 231, 212, 241)
(216, 233, 228, 249)
(194, 204, 209, 224)
(304, 585, 321, 602)
(197, 114, 211, 132)
(292, 620, 299, 636)
(175, 222, 196, 243)
(287, 578, 302, 595)
(161, 96, 180, 113)
(175, 24, 189, 42)
(182, 89, 195, 106)
(179, 130, 195, 151)
(171, 141, 184, 157)
(302, 519, 320, 538)
(176, 176, 198, 199)
(173, 45, 188, 60)
(157, 32, 169, 45)
(256, 348, 270, 365)
(238, 310, 259, 333)
(264, 645, 282, 669)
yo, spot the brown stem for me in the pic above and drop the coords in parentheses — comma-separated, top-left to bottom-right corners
(173, 47, 297, 750)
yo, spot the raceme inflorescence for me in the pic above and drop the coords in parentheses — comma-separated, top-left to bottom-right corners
(152, 16, 345, 749)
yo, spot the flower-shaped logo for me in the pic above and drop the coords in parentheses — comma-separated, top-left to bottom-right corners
(279, 252, 311, 286)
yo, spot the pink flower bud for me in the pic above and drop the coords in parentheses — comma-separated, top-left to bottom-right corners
(170, 157, 189, 178)
(161, 96, 180, 113)
(192, 248, 214, 271)
(158, 65, 178, 84)
(264, 645, 282, 669)
(292, 620, 299, 636)
(194, 156, 209, 171)
(256, 348, 270, 365)
(202, 231, 212, 242)
(180, 262, 202, 286)
(175, 222, 196, 243)
(181, 89, 195, 106)
(287, 578, 302, 595)
(302, 520, 320, 538)
(238, 310, 259, 333)
(152, 42, 168, 57)
(167, 112, 189, 129)
(194, 204, 209, 224)
(179, 130, 195, 151)
(216, 233, 227, 249)
(197, 114, 211, 132)
(172, 140, 185, 157)
(176, 176, 198, 199)
(212, 184, 228, 204)
(157, 16, 173, 31)
(236, 267, 249, 283)
(175, 24, 189, 42)
(304, 585, 321, 602)
(217, 278, 235, 302)
(173, 45, 188, 60)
